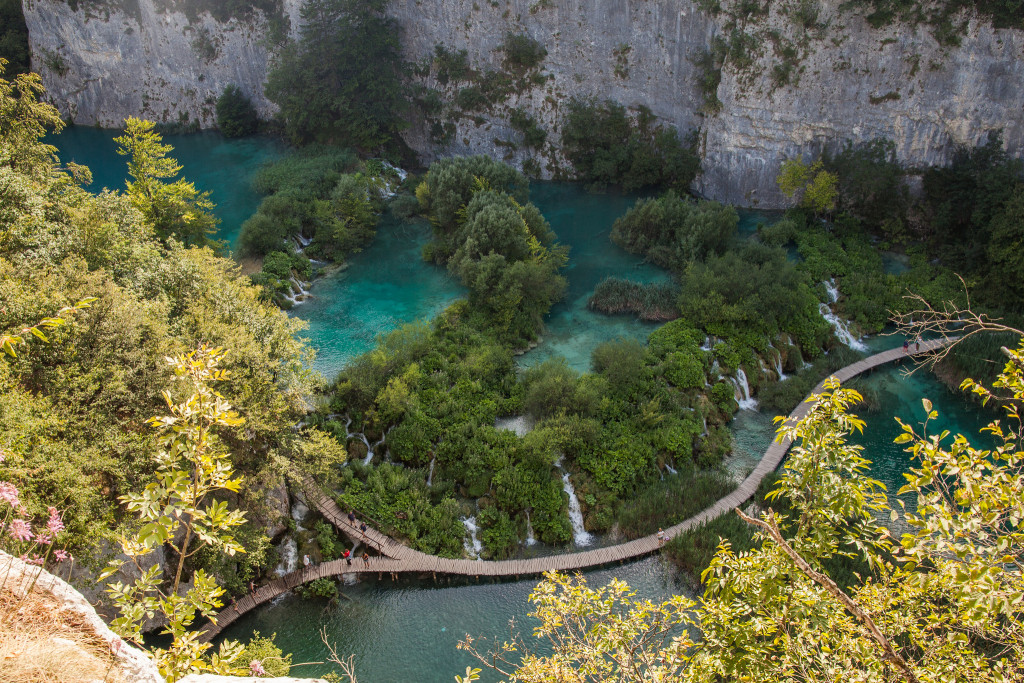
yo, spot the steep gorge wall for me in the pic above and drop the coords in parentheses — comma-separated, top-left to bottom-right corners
(21, 0, 1024, 207)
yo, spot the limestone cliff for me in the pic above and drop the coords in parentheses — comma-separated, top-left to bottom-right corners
(21, 0, 1024, 207)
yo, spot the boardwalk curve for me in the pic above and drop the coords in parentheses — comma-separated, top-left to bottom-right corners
(198, 339, 950, 641)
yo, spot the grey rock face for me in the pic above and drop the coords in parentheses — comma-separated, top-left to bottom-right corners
(22, 0, 1024, 207)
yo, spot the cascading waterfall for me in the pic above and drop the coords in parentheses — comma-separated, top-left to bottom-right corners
(524, 511, 537, 546)
(818, 280, 867, 351)
(732, 368, 758, 411)
(824, 278, 840, 303)
(665, 464, 678, 475)
(769, 344, 788, 381)
(426, 457, 435, 487)
(557, 458, 594, 546)
(819, 303, 868, 351)
(274, 536, 298, 577)
(360, 433, 374, 465)
(700, 336, 713, 351)
(283, 275, 312, 306)
(462, 516, 484, 560)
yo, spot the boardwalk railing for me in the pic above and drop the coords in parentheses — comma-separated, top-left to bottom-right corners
(197, 339, 950, 642)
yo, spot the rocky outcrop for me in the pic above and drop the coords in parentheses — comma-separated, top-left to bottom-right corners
(21, 0, 1024, 207)
(0, 550, 163, 683)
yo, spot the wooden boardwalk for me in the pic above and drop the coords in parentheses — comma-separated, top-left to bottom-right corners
(197, 338, 949, 642)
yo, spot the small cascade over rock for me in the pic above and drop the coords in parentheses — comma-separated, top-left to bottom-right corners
(292, 233, 313, 253)
(283, 275, 312, 306)
(426, 457, 435, 487)
(769, 344, 788, 381)
(274, 536, 298, 577)
(731, 368, 758, 411)
(360, 433, 374, 465)
(557, 459, 593, 546)
(825, 278, 840, 303)
(462, 516, 483, 560)
(819, 280, 867, 351)
(524, 511, 537, 546)
(819, 303, 868, 351)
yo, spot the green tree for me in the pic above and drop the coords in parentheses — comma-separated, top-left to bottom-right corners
(264, 0, 407, 151)
(115, 117, 219, 246)
(777, 157, 838, 214)
(102, 346, 250, 682)
(215, 84, 259, 138)
(0, 4, 30, 76)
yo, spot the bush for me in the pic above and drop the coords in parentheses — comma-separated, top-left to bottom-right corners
(588, 277, 680, 321)
(240, 632, 292, 678)
(216, 84, 259, 138)
(611, 192, 738, 270)
(561, 99, 700, 192)
(501, 32, 547, 71)
(618, 469, 736, 539)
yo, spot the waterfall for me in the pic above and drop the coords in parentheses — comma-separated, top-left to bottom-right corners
(700, 336, 713, 351)
(557, 459, 593, 546)
(274, 536, 298, 577)
(462, 517, 483, 560)
(524, 511, 537, 546)
(360, 433, 374, 465)
(426, 457, 435, 487)
(769, 344, 788, 381)
(665, 464, 678, 475)
(819, 281, 867, 351)
(283, 275, 312, 306)
(825, 278, 840, 303)
(818, 303, 868, 351)
(494, 415, 535, 436)
(292, 233, 312, 253)
(730, 368, 758, 411)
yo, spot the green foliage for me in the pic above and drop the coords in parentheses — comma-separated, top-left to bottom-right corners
(560, 99, 701, 192)
(433, 44, 471, 84)
(416, 155, 528, 232)
(0, 67, 319, 571)
(501, 32, 547, 71)
(313, 519, 343, 560)
(617, 469, 736, 539)
(611, 191, 738, 270)
(240, 632, 291, 678)
(509, 108, 547, 149)
(264, 0, 408, 152)
(296, 577, 338, 600)
(676, 242, 827, 346)
(216, 84, 259, 138)
(0, 4, 30, 76)
(588, 277, 680, 322)
(116, 117, 219, 246)
(102, 347, 249, 682)
(777, 158, 838, 214)
(822, 139, 910, 242)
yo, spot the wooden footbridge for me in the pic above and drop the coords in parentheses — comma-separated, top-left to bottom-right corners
(198, 338, 950, 642)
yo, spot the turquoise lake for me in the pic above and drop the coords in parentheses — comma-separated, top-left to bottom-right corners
(50, 126, 285, 249)
(50, 129, 998, 682)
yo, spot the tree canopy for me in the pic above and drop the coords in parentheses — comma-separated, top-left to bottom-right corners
(264, 0, 408, 153)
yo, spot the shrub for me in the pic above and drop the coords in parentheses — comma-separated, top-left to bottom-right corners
(217, 85, 259, 137)
(501, 32, 547, 71)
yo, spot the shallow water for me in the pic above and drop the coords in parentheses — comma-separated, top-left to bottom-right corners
(294, 215, 465, 380)
(50, 127, 284, 249)
(219, 555, 689, 683)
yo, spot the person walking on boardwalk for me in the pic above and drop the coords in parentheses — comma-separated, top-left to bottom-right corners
(657, 528, 666, 546)
(915, 336, 921, 352)
(360, 522, 368, 537)
(903, 339, 910, 354)
(343, 548, 352, 566)
(348, 511, 356, 526)
(362, 552, 370, 567)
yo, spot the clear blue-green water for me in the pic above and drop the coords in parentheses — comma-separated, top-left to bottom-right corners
(50, 127, 284, 249)
(295, 215, 465, 381)
(51, 129, 993, 681)
(219, 555, 688, 682)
